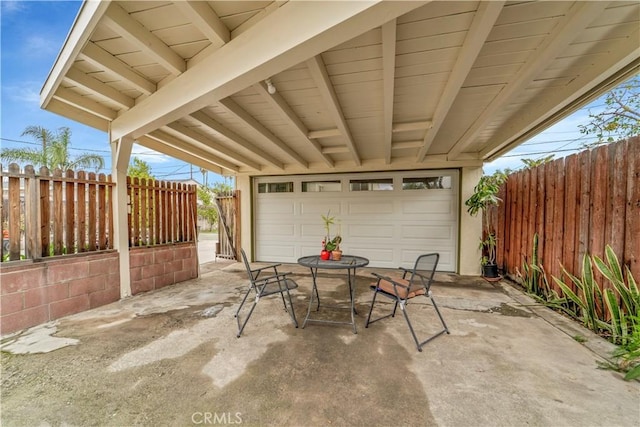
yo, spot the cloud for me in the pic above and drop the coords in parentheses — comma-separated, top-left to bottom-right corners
(23, 35, 60, 58)
(2, 81, 41, 106)
(131, 147, 174, 165)
(0, 1, 25, 14)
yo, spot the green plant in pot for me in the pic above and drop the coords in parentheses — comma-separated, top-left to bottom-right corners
(321, 210, 343, 260)
(464, 171, 507, 278)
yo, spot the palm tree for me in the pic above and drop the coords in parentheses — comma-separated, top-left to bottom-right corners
(1, 126, 104, 171)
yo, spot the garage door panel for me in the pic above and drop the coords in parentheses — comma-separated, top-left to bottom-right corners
(255, 170, 458, 272)
(258, 244, 297, 262)
(258, 200, 295, 215)
(301, 201, 343, 215)
(400, 249, 455, 269)
(348, 247, 395, 265)
(401, 199, 452, 215)
(347, 201, 394, 215)
(300, 223, 327, 238)
(401, 224, 453, 240)
(350, 224, 394, 238)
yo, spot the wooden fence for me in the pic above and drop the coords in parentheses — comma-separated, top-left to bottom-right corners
(215, 190, 240, 260)
(128, 177, 198, 247)
(1, 164, 197, 262)
(488, 136, 639, 288)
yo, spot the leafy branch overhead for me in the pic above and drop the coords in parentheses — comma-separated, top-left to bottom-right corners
(579, 76, 640, 145)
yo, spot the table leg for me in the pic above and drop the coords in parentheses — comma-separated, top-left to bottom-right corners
(302, 267, 320, 329)
(348, 268, 357, 334)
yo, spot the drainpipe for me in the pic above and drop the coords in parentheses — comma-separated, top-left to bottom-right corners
(111, 131, 133, 298)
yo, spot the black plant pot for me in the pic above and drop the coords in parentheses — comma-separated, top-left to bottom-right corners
(482, 263, 499, 278)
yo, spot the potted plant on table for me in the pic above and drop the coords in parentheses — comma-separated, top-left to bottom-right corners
(464, 170, 507, 279)
(321, 210, 343, 261)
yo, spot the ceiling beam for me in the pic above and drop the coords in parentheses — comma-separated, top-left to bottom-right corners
(447, 1, 608, 160)
(41, 0, 111, 109)
(483, 38, 640, 161)
(174, 1, 229, 49)
(109, 1, 427, 142)
(53, 87, 117, 120)
(46, 98, 109, 132)
(218, 97, 312, 168)
(141, 133, 225, 175)
(80, 41, 156, 95)
(65, 67, 134, 109)
(189, 110, 284, 170)
(416, 1, 504, 162)
(166, 122, 261, 171)
(381, 19, 397, 164)
(253, 81, 331, 167)
(308, 128, 341, 139)
(306, 55, 361, 166)
(392, 121, 433, 133)
(102, 3, 186, 75)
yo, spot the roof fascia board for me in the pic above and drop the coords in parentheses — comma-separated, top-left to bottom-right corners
(110, 0, 428, 142)
(41, 0, 112, 109)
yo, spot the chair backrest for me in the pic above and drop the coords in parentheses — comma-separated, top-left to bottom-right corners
(408, 253, 439, 290)
(240, 249, 256, 282)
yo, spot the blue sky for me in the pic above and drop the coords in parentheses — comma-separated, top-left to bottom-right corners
(0, 1, 621, 180)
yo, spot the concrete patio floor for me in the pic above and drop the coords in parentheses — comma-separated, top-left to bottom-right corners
(1, 260, 638, 426)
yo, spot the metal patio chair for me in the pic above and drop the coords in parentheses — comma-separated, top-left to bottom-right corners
(235, 249, 299, 337)
(365, 253, 449, 351)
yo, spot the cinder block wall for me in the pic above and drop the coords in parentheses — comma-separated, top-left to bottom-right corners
(0, 252, 120, 335)
(129, 244, 198, 295)
(1, 243, 198, 335)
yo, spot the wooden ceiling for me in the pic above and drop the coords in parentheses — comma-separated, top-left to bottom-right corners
(41, 1, 640, 176)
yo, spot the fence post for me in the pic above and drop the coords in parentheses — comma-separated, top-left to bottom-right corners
(24, 165, 41, 258)
(8, 163, 21, 261)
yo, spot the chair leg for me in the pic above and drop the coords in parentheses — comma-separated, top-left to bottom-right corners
(365, 290, 379, 327)
(430, 295, 449, 334)
(365, 291, 399, 327)
(400, 297, 449, 351)
(284, 289, 298, 328)
(234, 286, 252, 319)
(236, 298, 259, 338)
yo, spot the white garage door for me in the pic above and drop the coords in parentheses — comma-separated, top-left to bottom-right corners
(254, 170, 458, 271)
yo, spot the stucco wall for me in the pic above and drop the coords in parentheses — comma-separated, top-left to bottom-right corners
(0, 243, 198, 335)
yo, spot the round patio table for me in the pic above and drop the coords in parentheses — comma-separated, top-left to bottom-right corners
(297, 254, 369, 334)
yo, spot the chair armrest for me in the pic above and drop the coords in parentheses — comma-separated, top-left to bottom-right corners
(371, 272, 409, 290)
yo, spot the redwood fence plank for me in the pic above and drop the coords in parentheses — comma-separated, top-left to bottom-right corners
(624, 138, 639, 281)
(563, 154, 579, 276)
(590, 146, 608, 288)
(536, 163, 546, 274)
(140, 178, 148, 246)
(98, 174, 107, 250)
(543, 162, 555, 285)
(607, 141, 628, 269)
(65, 169, 75, 253)
(8, 164, 21, 261)
(88, 172, 97, 252)
(40, 167, 51, 257)
(53, 169, 63, 256)
(551, 159, 565, 281)
(77, 171, 86, 252)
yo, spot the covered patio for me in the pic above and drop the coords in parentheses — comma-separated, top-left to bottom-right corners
(40, 1, 640, 293)
(1, 260, 638, 426)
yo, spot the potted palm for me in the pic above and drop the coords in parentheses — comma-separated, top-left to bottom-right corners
(464, 171, 507, 278)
